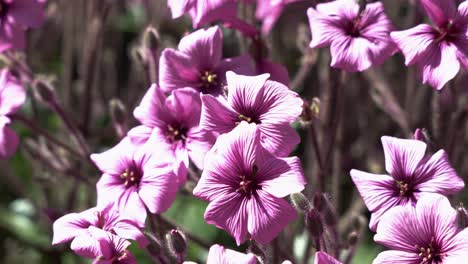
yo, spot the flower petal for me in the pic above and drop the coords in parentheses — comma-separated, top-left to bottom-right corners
(9, 0, 46, 28)
(0, 70, 26, 116)
(247, 190, 297, 244)
(200, 94, 238, 134)
(52, 209, 95, 245)
(186, 127, 216, 170)
(258, 156, 306, 198)
(226, 71, 270, 114)
(91, 137, 136, 176)
(167, 0, 194, 18)
(314, 251, 342, 264)
(371, 250, 420, 264)
(133, 84, 170, 128)
(178, 26, 222, 69)
(256, 59, 290, 86)
(390, 24, 436, 66)
(420, 0, 456, 27)
(330, 36, 373, 72)
(70, 231, 102, 259)
(0, 124, 19, 159)
(193, 0, 238, 28)
(307, 7, 345, 48)
(165, 88, 201, 128)
(258, 122, 300, 157)
(381, 136, 427, 181)
(139, 166, 178, 214)
(159, 49, 200, 93)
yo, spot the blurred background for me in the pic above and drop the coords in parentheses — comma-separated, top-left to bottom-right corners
(0, 0, 467, 263)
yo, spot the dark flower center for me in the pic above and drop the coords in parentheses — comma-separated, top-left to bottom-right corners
(416, 238, 442, 264)
(96, 250, 130, 263)
(346, 16, 362, 37)
(120, 165, 142, 188)
(165, 124, 188, 143)
(435, 21, 460, 43)
(199, 70, 218, 94)
(236, 165, 260, 198)
(238, 113, 261, 125)
(396, 180, 411, 196)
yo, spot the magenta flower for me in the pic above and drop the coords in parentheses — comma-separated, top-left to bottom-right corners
(390, 0, 468, 90)
(52, 203, 148, 248)
(373, 194, 468, 264)
(350, 136, 465, 231)
(159, 26, 253, 96)
(307, 0, 397, 72)
(207, 244, 257, 264)
(256, 0, 302, 34)
(0, 69, 25, 158)
(256, 59, 290, 85)
(72, 226, 136, 264)
(128, 85, 215, 184)
(193, 123, 306, 245)
(91, 136, 178, 226)
(167, 0, 238, 28)
(314, 251, 342, 264)
(0, 0, 46, 52)
(200, 71, 303, 157)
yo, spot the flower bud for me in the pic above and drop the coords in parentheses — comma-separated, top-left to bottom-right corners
(166, 229, 186, 257)
(143, 27, 160, 51)
(313, 193, 337, 227)
(457, 203, 468, 229)
(290, 192, 310, 213)
(34, 80, 56, 104)
(306, 208, 323, 239)
(347, 231, 359, 247)
(144, 231, 162, 257)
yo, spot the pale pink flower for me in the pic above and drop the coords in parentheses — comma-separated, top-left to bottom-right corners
(207, 244, 257, 264)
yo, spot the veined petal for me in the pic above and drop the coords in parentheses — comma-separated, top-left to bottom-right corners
(70, 231, 102, 259)
(371, 250, 420, 264)
(200, 94, 238, 134)
(186, 127, 216, 170)
(330, 36, 373, 72)
(258, 156, 306, 198)
(0, 124, 19, 159)
(91, 137, 136, 176)
(52, 210, 93, 245)
(112, 218, 148, 247)
(307, 7, 346, 48)
(414, 150, 465, 194)
(96, 174, 127, 209)
(444, 228, 468, 260)
(167, 0, 195, 18)
(390, 24, 436, 66)
(247, 190, 297, 244)
(193, 0, 238, 28)
(133, 84, 169, 128)
(258, 122, 300, 157)
(316, 0, 359, 21)
(165, 87, 201, 128)
(226, 71, 270, 114)
(420, 0, 456, 27)
(177, 26, 222, 69)
(456, 1, 468, 24)
(314, 251, 342, 264)
(381, 136, 427, 181)
(159, 49, 200, 93)
(207, 244, 257, 264)
(127, 125, 152, 146)
(417, 41, 460, 90)
(0, 70, 26, 116)
(139, 165, 178, 214)
(204, 192, 249, 246)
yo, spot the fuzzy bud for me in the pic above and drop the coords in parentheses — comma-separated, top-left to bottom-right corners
(347, 231, 359, 247)
(109, 99, 127, 124)
(457, 203, 468, 229)
(34, 80, 56, 104)
(313, 193, 337, 227)
(143, 27, 160, 51)
(290, 192, 310, 213)
(166, 229, 186, 257)
(306, 208, 323, 239)
(144, 232, 162, 257)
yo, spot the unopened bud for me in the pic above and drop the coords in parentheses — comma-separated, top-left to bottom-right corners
(290, 192, 310, 213)
(457, 203, 468, 228)
(413, 128, 430, 143)
(313, 193, 337, 227)
(306, 208, 323, 239)
(143, 27, 160, 51)
(166, 229, 186, 257)
(144, 232, 162, 257)
(34, 80, 56, 103)
(109, 99, 127, 125)
(347, 231, 359, 246)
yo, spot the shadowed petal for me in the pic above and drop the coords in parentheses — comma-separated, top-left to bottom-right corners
(139, 166, 178, 214)
(0, 22, 25, 52)
(381, 136, 427, 181)
(70, 231, 102, 259)
(204, 192, 249, 245)
(420, 0, 456, 27)
(307, 7, 345, 48)
(193, 0, 238, 28)
(52, 210, 94, 245)
(159, 49, 200, 93)
(247, 190, 297, 244)
(200, 94, 238, 133)
(390, 24, 436, 66)
(133, 84, 170, 127)
(0, 124, 19, 159)
(165, 88, 201, 128)
(371, 250, 420, 264)
(127, 125, 153, 146)
(314, 251, 342, 264)
(216, 55, 255, 85)
(186, 127, 216, 169)
(9, 0, 46, 28)
(330, 37, 373, 72)
(178, 26, 222, 69)
(415, 150, 465, 194)
(256, 59, 290, 86)
(258, 156, 306, 198)
(258, 123, 300, 157)
(226, 71, 270, 114)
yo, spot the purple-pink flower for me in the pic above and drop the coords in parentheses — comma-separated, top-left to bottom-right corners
(128, 85, 215, 184)
(0, 69, 25, 158)
(72, 226, 136, 264)
(167, 0, 238, 28)
(193, 122, 306, 245)
(159, 26, 253, 96)
(200, 71, 302, 157)
(307, 0, 397, 72)
(314, 251, 342, 264)
(91, 135, 178, 226)
(373, 194, 468, 264)
(390, 0, 468, 90)
(256, 0, 302, 34)
(350, 136, 465, 231)
(52, 203, 148, 248)
(207, 244, 257, 264)
(0, 0, 46, 52)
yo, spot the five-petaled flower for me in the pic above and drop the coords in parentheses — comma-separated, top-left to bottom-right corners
(128, 85, 215, 184)
(91, 135, 178, 226)
(0, 0, 46, 52)
(200, 71, 303, 157)
(351, 136, 465, 231)
(159, 26, 253, 96)
(373, 194, 468, 264)
(0, 69, 25, 158)
(391, 0, 468, 90)
(307, 0, 397, 72)
(193, 122, 306, 245)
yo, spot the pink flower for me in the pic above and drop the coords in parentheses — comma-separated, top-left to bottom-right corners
(0, 0, 46, 52)
(91, 135, 178, 226)
(256, 59, 290, 86)
(128, 86, 215, 184)
(167, 0, 238, 28)
(390, 0, 468, 90)
(52, 203, 148, 248)
(314, 251, 342, 264)
(159, 26, 253, 96)
(72, 226, 136, 264)
(193, 123, 306, 245)
(255, 0, 302, 34)
(207, 244, 257, 264)
(373, 194, 468, 264)
(350, 136, 465, 231)
(200, 71, 303, 157)
(307, 0, 397, 72)
(0, 69, 26, 158)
